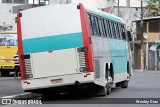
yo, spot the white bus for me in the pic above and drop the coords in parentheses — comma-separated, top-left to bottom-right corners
(17, 3, 132, 97)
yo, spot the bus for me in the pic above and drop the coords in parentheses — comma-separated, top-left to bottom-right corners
(17, 4, 132, 97)
(0, 32, 18, 76)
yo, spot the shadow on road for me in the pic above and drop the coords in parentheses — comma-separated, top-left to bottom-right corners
(0, 72, 16, 77)
(42, 87, 121, 102)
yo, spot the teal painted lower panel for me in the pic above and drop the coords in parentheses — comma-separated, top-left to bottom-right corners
(112, 57, 127, 74)
(108, 39, 128, 57)
(107, 39, 128, 74)
(22, 32, 83, 54)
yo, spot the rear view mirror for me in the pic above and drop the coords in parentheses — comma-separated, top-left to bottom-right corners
(122, 32, 126, 40)
(127, 31, 132, 41)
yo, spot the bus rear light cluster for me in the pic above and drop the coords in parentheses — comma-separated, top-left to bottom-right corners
(23, 73, 33, 79)
(80, 67, 90, 72)
(84, 73, 90, 77)
(77, 47, 88, 52)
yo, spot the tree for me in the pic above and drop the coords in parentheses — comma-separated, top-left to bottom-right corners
(146, 0, 160, 16)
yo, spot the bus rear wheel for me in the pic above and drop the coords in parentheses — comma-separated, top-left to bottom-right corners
(116, 80, 129, 88)
(106, 71, 112, 95)
(104, 64, 113, 95)
(121, 80, 129, 88)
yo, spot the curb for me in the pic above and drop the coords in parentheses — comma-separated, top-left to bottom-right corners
(134, 70, 160, 73)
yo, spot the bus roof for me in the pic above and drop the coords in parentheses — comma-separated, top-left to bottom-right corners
(84, 5, 123, 23)
(19, 3, 123, 24)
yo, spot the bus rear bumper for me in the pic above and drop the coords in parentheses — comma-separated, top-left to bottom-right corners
(22, 72, 95, 92)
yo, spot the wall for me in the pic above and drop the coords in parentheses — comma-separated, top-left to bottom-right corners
(0, 3, 14, 31)
(0, 3, 35, 32)
(72, 0, 107, 8)
(111, 6, 148, 31)
(49, 0, 71, 4)
(108, 0, 147, 7)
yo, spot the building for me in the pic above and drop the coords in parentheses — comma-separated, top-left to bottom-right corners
(133, 17, 160, 70)
(107, 0, 147, 7)
(50, 0, 107, 8)
(0, 0, 108, 32)
(0, 0, 39, 32)
(108, 0, 148, 31)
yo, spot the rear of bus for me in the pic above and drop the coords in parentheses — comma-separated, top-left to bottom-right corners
(17, 4, 95, 93)
(0, 33, 18, 76)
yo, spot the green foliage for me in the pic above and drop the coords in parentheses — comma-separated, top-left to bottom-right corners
(146, 0, 160, 16)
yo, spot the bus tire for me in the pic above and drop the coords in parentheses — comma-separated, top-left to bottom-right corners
(96, 85, 110, 96)
(121, 80, 129, 88)
(105, 64, 113, 95)
(106, 72, 112, 95)
(95, 86, 107, 96)
(101, 86, 107, 96)
(107, 82, 112, 95)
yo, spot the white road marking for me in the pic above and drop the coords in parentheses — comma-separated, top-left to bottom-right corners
(1, 93, 32, 99)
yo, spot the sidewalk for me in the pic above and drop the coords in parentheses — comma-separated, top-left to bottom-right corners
(134, 69, 160, 73)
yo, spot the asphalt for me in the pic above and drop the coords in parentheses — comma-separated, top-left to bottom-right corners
(0, 70, 160, 107)
(0, 75, 24, 98)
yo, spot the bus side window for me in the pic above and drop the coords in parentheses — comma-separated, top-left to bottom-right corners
(110, 21, 116, 38)
(101, 19, 107, 37)
(107, 20, 113, 38)
(98, 17, 104, 37)
(112, 22, 117, 38)
(94, 16, 100, 36)
(87, 14, 93, 36)
(114, 22, 119, 39)
(90, 15, 98, 36)
(103, 20, 109, 38)
(115, 23, 121, 39)
(117, 23, 122, 39)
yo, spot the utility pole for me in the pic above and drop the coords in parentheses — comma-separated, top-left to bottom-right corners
(141, 0, 144, 71)
(118, 0, 120, 17)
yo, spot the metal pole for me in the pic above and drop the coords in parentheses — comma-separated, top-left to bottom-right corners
(141, 0, 144, 71)
(118, 0, 120, 17)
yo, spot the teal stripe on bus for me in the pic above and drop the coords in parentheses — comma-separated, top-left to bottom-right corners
(22, 32, 83, 54)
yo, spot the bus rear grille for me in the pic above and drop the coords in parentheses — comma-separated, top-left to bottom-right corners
(78, 52, 90, 72)
(78, 52, 86, 67)
(23, 59, 32, 73)
(78, 52, 89, 67)
(95, 60, 100, 79)
(21, 55, 32, 73)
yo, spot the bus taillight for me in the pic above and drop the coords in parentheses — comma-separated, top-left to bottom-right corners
(77, 47, 88, 52)
(80, 67, 90, 72)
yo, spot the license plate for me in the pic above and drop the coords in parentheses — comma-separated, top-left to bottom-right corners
(51, 78, 63, 84)
(5, 60, 12, 63)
